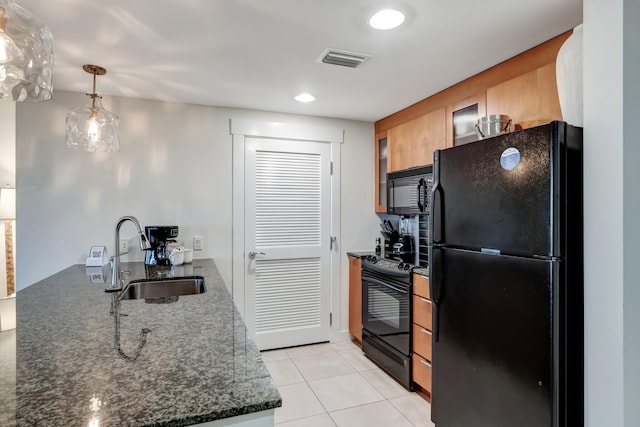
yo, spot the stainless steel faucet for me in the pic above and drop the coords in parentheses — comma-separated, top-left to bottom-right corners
(104, 216, 153, 360)
(106, 215, 152, 292)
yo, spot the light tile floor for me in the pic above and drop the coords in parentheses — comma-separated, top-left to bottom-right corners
(261, 340, 436, 427)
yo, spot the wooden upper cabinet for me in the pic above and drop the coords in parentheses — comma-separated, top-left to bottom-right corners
(374, 32, 570, 213)
(486, 62, 562, 130)
(388, 107, 446, 172)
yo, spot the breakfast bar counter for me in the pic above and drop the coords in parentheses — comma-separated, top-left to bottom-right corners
(15, 259, 281, 426)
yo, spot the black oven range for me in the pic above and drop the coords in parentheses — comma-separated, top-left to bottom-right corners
(361, 255, 414, 390)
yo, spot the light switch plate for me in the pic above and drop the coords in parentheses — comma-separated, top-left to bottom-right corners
(193, 236, 204, 251)
(119, 239, 129, 254)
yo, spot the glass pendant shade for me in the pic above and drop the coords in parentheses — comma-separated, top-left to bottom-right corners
(66, 64, 120, 152)
(66, 96, 120, 152)
(0, 0, 54, 102)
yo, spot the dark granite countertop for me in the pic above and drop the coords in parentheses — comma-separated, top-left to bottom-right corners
(413, 267, 429, 277)
(15, 259, 281, 426)
(346, 251, 376, 259)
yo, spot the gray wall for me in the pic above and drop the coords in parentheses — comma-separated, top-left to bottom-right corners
(623, 1, 640, 423)
(16, 91, 380, 333)
(584, 0, 640, 425)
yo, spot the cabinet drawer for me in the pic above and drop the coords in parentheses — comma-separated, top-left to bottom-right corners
(412, 323, 432, 361)
(413, 273, 430, 299)
(413, 296, 432, 330)
(412, 354, 432, 393)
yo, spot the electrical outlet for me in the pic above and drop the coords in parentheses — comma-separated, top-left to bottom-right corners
(119, 239, 129, 254)
(193, 235, 204, 251)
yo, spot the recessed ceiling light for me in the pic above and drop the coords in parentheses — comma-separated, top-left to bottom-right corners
(369, 9, 405, 30)
(295, 93, 316, 103)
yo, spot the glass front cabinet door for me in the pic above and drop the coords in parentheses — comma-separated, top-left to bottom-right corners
(375, 132, 387, 213)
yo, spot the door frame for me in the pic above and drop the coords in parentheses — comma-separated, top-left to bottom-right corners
(230, 119, 343, 342)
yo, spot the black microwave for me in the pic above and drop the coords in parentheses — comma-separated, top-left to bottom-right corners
(387, 165, 433, 215)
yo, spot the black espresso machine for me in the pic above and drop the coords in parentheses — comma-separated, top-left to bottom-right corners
(144, 226, 179, 266)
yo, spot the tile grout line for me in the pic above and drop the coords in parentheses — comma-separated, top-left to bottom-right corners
(301, 361, 384, 426)
(303, 345, 384, 424)
(332, 342, 424, 426)
(270, 341, 429, 426)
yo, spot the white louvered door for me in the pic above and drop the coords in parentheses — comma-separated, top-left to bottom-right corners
(244, 137, 332, 350)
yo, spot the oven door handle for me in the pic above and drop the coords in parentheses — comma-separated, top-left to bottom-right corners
(363, 276, 409, 294)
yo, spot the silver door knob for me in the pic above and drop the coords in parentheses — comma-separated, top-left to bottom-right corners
(248, 251, 266, 260)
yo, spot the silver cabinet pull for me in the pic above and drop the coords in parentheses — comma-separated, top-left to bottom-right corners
(248, 251, 266, 260)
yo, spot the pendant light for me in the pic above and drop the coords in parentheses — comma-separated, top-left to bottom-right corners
(66, 64, 120, 152)
(0, 0, 54, 102)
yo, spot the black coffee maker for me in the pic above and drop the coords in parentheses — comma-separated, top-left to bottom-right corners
(144, 226, 179, 266)
(392, 234, 416, 263)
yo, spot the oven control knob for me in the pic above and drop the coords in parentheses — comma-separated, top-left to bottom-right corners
(403, 264, 411, 271)
(398, 262, 404, 269)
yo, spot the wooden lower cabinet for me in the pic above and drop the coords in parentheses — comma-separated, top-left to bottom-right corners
(412, 273, 432, 394)
(413, 295, 432, 331)
(348, 255, 362, 343)
(413, 273, 430, 299)
(413, 324, 432, 361)
(412, 354, 432, 394)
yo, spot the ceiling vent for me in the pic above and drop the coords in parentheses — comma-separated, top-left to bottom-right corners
(316, 48, 371, 68)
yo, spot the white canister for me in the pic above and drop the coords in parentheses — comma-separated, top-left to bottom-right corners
(183, 248, 193, 263)
(169, 247, 184, 266)
(556, 24, 583, 127)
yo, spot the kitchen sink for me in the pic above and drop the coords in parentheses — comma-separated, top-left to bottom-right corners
(119, 276, 206, 300)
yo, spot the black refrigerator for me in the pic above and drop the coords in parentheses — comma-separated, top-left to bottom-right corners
(428, 121, 583, 427)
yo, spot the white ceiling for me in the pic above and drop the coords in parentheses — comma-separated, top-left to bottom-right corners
(20, 0, 582, 122)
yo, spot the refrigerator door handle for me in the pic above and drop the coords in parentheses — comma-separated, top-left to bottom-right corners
(433, 300, 440, 342)
(431, 150, 443, 244)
